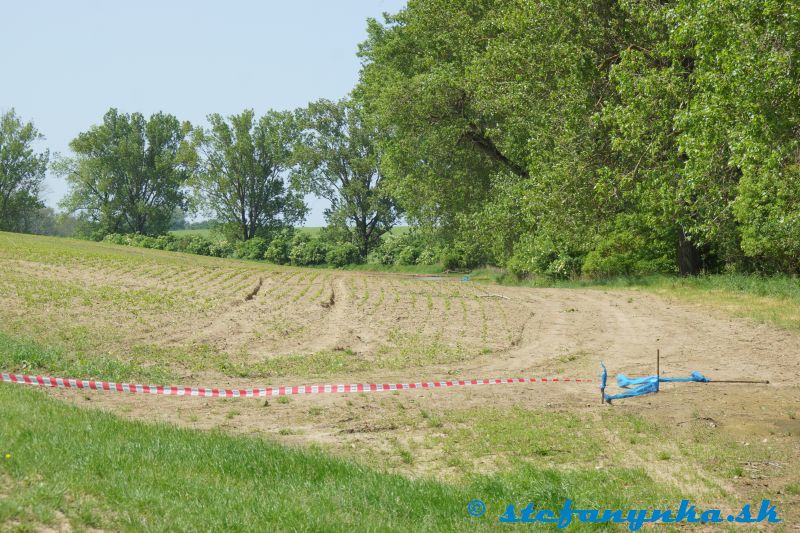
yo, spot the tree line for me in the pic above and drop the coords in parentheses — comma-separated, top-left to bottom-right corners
(358, 0, 800, 276)
(2, 99, 398, 261)
(3, 0, 799, 276)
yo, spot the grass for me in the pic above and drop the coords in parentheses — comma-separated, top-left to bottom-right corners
(0, 331, 173, 384)
(2, 232, 797, 527)
(0, 385, 675, 531)
(425, 407, 603, 469)
(169, 228, 213, 237)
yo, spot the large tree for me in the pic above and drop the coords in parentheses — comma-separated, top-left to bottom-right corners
(357, 0, 623, 270)
(359, 0, 800, 276)
(59, 108, 194, 237)
(193, 109, 305, 241)
(294, 98, 399, 258)
(0, 109, 48, 233)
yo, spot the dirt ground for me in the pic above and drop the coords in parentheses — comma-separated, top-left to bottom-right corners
(2, 236, 798, 523)
(44, 276, 800, 523)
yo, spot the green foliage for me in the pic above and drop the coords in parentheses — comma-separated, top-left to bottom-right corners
(0, 109, 48, 233)
(57, 108, 193, 238)
(263, 228, 294, 264)
(27, 207, 78, 237)
(368, 231, 436, 266)
(583, 217, 677, 278)
(193, 109, 305, 241)
(507, 234, 583, 280)
(288, 233, 328, 266)
(325, 241, 361, 267)
(232, 237, 268, 261)
(103, 232, 233, 259)
(294, 98, 399, 258)
(358, 0, 800, 277)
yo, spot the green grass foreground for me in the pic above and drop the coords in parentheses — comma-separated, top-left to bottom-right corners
(0, 385, 672, 531)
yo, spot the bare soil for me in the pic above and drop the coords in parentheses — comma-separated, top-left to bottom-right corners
(2, 240, 797, 521)
(43, 276, 800, 521)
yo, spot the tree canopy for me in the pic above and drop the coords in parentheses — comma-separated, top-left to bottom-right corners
(192, 109, 305, 241)
(357, 0, 800, 275)
(294, 98, 399, 257)
(7, 0, 800, 275)
(0, 109, 48, 233)
(58, 109, 194, 237)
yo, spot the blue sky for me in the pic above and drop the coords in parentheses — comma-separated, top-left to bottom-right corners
(0, 0, 406, 226)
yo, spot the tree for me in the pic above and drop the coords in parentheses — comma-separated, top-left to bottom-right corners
(357, 0, 623, 270)
(294, 98, 399, 258)
(0, 109, 48, 233)
(58, 108, 194, 237)
(193, 109, 305, 241)
(358, 0, 800, 276)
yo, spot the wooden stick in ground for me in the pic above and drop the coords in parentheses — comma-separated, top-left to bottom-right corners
(709, 380, 770, 384)
(656, 348, 660, 382)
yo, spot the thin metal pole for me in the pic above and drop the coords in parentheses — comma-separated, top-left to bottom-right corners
(656, 348, 660, 381)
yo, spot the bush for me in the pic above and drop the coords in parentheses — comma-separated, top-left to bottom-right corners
(326, 242, 361, 267)
(263, 229, 294, 265)
(103, 233, 127, 246)
(233, 237, 268, 261)
(153, 234, 176, 250)
(368, 231, 431, 266)
(395, 244, 421, 266)
(135, 235, 159, 248)
(583, 230, 675, 277)
(184, 235, 213, 256)
(289, 235, 328, 266)
(440, 240, 487, 270)
(415, 248, 439, 265)
(507, 234, 583, 280)
(208, 240, 234, 258)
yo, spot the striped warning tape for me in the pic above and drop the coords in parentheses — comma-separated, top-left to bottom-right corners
(0, 373, 593, 398)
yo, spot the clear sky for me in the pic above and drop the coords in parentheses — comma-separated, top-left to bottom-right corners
(0, 0, 406, 226)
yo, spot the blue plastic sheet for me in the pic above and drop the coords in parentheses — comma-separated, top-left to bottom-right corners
(617, 371, 709, 388)
(600, 363, 608, 397)
(602, 366, 710, 403)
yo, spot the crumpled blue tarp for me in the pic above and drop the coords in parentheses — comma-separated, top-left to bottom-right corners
(617, 371, 709, 388)
(600, 362, 608, 397)
(601, 362, 709, 403)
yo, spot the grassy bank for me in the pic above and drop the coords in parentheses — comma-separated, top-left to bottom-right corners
(0, 385, 672, 531)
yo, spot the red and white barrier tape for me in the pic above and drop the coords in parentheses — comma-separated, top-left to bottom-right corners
(0, 373, 593, 398)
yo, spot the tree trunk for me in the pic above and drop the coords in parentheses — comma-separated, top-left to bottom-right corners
(677, 227, 701, 276)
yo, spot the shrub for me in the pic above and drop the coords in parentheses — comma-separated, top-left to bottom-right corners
(135, 235, 159, 248)
(415, 248, 439, 265)
(583, 230, 675, 277)
(326, 242, 361, 267)
(395, 244, 421, 266)
(208, 240, 234, 258)
(184, 235, 213, 256)
(440, 240, 487, 270)
(233, 237, 268, 261)
(153, 234, 176, 250)
(103, 233, 127, 246)
(263, 229, 294, 265)
(369, 232, 428, 266)
(507, 234, 583, 280)
(289, 236, 328, 266)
